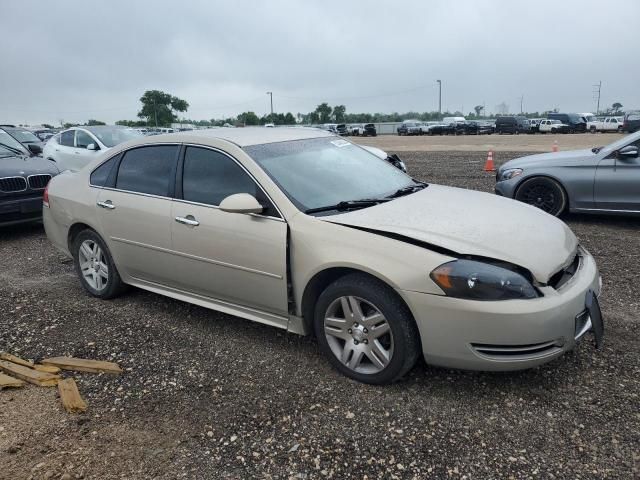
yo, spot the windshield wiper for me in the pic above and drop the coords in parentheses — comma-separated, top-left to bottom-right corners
(0, 142, 24, 155)
(305, 198, 391, 214)
(386, 181, 428, 199)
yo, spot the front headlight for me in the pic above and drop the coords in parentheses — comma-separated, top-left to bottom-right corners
(430, 259, 539, 301)
(498, 168, 523, 181)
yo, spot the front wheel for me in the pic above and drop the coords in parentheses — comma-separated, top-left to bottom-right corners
(72, 229, 126, 299)
(314, 274, 420, 384)
(515, 177, 567, 217)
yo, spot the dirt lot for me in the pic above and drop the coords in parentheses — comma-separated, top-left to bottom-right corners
(352, 132, 625, 152)
(1, 150, 639, 479)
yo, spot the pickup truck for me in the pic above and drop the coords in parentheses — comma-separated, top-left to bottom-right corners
(588, 117, 624, 133)
(539, 119, 569, 133)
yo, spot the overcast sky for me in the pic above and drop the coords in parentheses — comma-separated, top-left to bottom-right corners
(2, 0, 638, 125)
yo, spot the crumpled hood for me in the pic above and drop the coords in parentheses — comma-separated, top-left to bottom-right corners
(325, 184, 578, 283)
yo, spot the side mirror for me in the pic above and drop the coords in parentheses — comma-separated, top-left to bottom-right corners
(618, 145, 638, 158)
(27, 143, 42, 155)
(87, 143, 99, 151)
(219, 193, 264, 215)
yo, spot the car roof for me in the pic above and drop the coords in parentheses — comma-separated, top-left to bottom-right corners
(131, 127, 333, 147)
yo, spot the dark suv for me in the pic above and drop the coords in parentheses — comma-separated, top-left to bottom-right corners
(495, 116, 530, 134)
(623, 111, 640, 133)
(547, 113, 586, 133)
(362, 123, 377, 136)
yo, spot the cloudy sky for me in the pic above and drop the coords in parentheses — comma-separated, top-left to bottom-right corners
(2, 0, 638, 125)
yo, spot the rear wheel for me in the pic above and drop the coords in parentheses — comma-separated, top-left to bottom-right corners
(314, 273, 420, 384)
(72, 230, 126, 299)
(515, 177, 567, 217)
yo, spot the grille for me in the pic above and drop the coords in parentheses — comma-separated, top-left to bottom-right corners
(0, 176, 27, 193)
(471, 340, 562, 360)
(28, 174, 51, 190)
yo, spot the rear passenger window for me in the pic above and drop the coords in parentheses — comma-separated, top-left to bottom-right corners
(90, 156, 119, 187)
(116, 145, 178, 197)
(60, 130, 75, 147)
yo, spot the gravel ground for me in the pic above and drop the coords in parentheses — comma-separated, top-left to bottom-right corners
(1, 151, 639, 480)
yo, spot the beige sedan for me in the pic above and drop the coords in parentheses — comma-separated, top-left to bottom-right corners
(43, 128, 603, 384)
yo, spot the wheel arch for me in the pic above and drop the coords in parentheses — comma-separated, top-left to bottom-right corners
(300, 266, 414, 337)
(513, 174, 571, 211)
(67, 222, 99, 252)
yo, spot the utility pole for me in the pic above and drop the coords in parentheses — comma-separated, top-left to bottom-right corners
(266, 91, 273, 120)
(519, 95, 524, 114)
(593, 81, 602, 114)
(436, 80, 442, 119)
(153, 100, 158, 128)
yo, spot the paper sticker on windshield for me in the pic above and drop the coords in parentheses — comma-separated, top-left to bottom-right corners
(331, 139, 350, 148)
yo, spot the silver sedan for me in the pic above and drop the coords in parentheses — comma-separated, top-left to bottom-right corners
(495, 131, 640, 216)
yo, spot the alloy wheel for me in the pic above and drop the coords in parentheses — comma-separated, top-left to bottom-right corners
(323, 296, 394, 374)
(78, 239, 109, 291)
(518, 182, 561, 214)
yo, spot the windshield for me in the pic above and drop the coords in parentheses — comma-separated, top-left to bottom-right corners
(6, 129, 40, 144)
(0, 130, 28, 155)
(84, 126, 143, 147)
(568, 114, 583, 123)
(245, 137, 415, 213)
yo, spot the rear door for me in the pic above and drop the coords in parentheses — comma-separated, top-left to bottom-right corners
(95, 144, 180, 284)
(594, 137, 640, 211)
(170, 145, 288, 317)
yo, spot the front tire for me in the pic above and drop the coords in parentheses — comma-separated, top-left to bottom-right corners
(314, 273, 420, 384)
(72, 229, 126, 299)
(515, 177, 567, 217)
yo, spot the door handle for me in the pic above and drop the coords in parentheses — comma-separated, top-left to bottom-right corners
(97, 200, 115, 210)
(175, 215, 199, 226)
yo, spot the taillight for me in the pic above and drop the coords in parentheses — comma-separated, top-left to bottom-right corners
(43, 183, 50, 207)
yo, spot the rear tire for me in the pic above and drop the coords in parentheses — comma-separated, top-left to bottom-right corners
(72, 229, 126, 299)
(515, 177, 567, 217)
(314, 273, 420, 384)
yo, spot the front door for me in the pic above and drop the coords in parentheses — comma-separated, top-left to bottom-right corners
(96, 144, 180, 284)
(170, 146, 288, 316)
(595, 138, 640, 211)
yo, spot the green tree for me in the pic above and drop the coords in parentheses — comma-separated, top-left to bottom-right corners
(474, 105, 483, 117)
(237, 111, 260, 126)
(314, 103, 332, 123)
(137, 90, 189, 126)
(332, 105, 346, 123)
(612, 102, 623, 113)
(284, 112, 296, 125)
(42, 123, 54, 129)
(87, 119, 106, 126)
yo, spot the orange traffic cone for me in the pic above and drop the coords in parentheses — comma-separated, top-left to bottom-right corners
(484, 150, 495, 172)
(552, 140, 559, 152)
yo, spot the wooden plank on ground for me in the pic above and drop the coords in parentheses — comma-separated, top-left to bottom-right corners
(33, 364, 62, 374)
(0, 352, 34, 368)
(0, 360, 60, 387)
(42, 357, 122, 375)
(58, 378, 87, 413)
(0, 372, 25, 389)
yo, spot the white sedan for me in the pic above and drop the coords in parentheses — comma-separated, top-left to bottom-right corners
(43, 126, 142, 171)
(43, 128, 603, 384)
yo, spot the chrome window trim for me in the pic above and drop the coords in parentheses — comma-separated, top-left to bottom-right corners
(574, 207, 640, 214)
(88, 142, 286, 222)
(0, 176, 28, 193)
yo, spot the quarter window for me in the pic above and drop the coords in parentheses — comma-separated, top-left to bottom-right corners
(116, 145, 178, 197)
(60, 130, 75, 147)
(90, 155, 119, 187)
